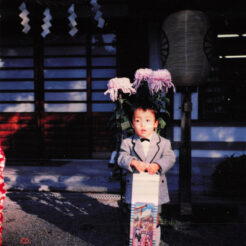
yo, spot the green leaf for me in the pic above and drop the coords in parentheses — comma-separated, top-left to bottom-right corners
(115, 112, 121, 120)
(161, 107, 170, 117)
(158, 117, 166, 129)
(115, 108, 124, 119)
(122, 115, 129, 122)
(162, 97, 170, 104)
(121, 121, 131, 131)
(127, 128, 135, 136)
(124, 100, 133, 106)
(119, 98, 124, 105)
(165, 110, 170, 117)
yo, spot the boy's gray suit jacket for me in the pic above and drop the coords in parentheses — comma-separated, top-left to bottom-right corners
(118, 132, 176, 204)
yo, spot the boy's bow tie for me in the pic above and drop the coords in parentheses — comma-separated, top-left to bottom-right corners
(140, 138, 150, 142)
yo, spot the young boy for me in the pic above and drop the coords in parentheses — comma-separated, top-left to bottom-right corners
(118, 102, 176, 245)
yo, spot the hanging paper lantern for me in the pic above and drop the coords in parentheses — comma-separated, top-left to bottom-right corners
(68, 4, 78, 37)
(41, 8, 52, 38)
(19, 2, 31, 34)
(161, 10, 210, 86)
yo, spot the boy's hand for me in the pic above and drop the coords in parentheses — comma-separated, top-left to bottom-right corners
(147, 163, 160, 175)
(130, 159, 148, 172)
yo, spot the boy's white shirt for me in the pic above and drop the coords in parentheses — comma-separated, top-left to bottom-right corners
(140, 133, 153, 158)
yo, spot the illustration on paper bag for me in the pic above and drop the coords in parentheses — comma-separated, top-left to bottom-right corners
(130, 202, 158, 246)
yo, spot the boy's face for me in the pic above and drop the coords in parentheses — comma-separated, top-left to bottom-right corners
(132, 108, 158, 139)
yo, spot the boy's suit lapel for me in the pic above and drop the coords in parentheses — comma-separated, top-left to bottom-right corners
(146, 132, 161, 163)
(132, 133, 161, 163)
(132, 135, 145, 161)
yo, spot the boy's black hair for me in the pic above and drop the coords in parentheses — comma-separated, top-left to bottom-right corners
(127, 80, 160, 122)
(129, 101, 159, 123)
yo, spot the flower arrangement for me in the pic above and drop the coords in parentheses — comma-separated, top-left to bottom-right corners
(104, 77, 136, 102)
(104, 77, 136, 140)
(104, 68, 175, 140)
(104, 68, 175, 178)
(133, 68, 175, 95)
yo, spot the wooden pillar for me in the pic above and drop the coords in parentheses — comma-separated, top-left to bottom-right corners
(86, 32, 93, 158)
(32, 4, 45, 160)
(179, 87, 192, 216)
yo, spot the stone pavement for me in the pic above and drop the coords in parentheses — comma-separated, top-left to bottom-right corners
(3, 191, 246, 246)
(2, 159, 246, 245)
(3, 192, 126, 246)
(3, 160, 121, 193)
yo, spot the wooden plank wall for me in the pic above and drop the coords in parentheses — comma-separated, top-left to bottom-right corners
(0, 114, 39, 158)
(92, 112, 114, 153)
(0, 112, 114, 159)
(43, 113, 90, 159)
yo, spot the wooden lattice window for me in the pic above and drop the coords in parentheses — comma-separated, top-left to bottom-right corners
(199, 30, 246, 121)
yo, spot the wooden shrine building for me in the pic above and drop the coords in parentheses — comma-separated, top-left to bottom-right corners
(0, 0, 246, 167)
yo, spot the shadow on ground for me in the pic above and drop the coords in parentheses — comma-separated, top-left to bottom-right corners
(5, 191, 246, 246)
(5, 192, 126, 246)
(160, 203, 246, 246)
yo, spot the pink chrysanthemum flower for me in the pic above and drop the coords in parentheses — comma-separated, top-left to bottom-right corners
(132, 68, 153, 90)
(148, 69, 175, 94)
(104, 77, 136, 102)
